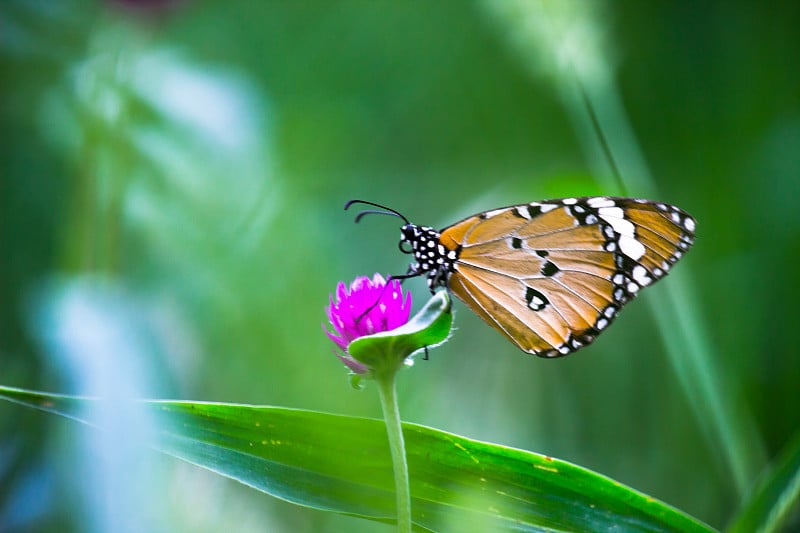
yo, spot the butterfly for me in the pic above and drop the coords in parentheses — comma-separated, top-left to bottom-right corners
(345, 197, 696, 358)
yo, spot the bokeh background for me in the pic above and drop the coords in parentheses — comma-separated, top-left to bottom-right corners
(1, 1, 799, 531)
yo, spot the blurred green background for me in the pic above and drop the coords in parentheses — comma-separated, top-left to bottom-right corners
(1, 1, 798, 531)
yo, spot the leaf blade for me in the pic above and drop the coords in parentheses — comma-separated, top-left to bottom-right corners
(0, 385, 717, 532)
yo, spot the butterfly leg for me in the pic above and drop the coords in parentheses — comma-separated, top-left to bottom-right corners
(356, 270, 422, 324)
(426, 267, 451, 294)
(387, 264, 423, 285)
(387, 273, 419, 284)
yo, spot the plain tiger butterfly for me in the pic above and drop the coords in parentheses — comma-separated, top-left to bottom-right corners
(345, 197, 696, 358)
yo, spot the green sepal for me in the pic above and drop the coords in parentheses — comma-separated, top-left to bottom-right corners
(347, 289, 452, 376)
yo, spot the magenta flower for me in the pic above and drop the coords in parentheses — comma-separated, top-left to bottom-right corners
(324, 274, 412, 374)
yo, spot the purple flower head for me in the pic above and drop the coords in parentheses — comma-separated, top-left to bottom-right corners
(324, 274, 412, 374)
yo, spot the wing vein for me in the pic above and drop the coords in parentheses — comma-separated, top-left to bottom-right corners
(461, 221, 580, 247)
(458, 259, 612, 284)
(458, 266, 566, 348)
(450, 275, 523, 348)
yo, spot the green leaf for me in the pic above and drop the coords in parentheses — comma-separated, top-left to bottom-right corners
(0, 385, 716, 532)
(347, 289, 452, 374)
(726, 433, 800, 533)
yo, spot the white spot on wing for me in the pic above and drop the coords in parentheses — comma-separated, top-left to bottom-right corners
(562, 198, 577, 205)
(618, 235, 646, 260)
(515, 206, 531, 219)
(600, 214, 635, 237)
(540, 204, 557, 213)
(587, 197, 615, 208)
(632, 265, 651, 286)
(483, 208, 507, 219)
(685, 217, 696, 232)
(598, 206, 624, 219)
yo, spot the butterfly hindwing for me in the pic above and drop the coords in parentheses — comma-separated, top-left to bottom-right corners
(440, 197, 696, 357)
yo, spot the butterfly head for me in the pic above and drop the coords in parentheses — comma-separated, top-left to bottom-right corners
(345, 200, 459, 290)
(399, 224, 459, 289)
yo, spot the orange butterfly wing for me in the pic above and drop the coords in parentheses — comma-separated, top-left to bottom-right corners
(439, 197, 695, 357)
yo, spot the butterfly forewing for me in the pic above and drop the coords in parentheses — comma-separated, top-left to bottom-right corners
(439, 197, 696, 357)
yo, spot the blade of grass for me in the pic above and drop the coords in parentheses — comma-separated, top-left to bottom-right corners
(480, 0, 765, 496)
(726, 433, 800, 533)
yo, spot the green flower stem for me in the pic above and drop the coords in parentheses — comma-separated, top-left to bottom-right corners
(347, 291, 452, 532)
(375, 369, 412, 533)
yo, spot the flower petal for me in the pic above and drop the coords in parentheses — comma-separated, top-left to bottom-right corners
(337, 353, 369, 374)
(324, 273, 416, 374)
(322, 324, 348, 351)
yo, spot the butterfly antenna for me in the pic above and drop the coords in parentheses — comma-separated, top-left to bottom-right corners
(344, 200, 410, 225)
(344, 201, 417, 323)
